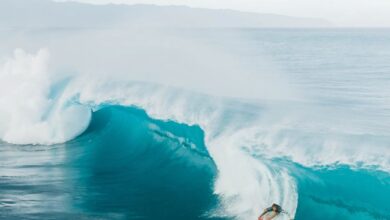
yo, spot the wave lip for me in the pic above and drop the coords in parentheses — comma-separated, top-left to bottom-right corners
(0, 49, 91, 145)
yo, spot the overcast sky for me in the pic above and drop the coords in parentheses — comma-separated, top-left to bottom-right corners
(58, 0, 390, 27)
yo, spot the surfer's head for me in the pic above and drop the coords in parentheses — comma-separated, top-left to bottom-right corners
(271, 203, 280, 212)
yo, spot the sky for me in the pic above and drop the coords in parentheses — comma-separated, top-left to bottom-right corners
(57, 0, 390, 27)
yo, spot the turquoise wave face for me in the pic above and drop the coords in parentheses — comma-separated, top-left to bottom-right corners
(0, 106, 225, 220)
(70, 106, 224, 219)
(293, 166, 390, 220)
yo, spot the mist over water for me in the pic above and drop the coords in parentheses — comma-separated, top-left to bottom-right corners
(1, 28, 390, 220)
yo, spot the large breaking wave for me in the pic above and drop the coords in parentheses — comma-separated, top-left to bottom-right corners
(1, 47, 390, 219)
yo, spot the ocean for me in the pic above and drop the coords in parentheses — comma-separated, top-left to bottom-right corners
(0, 28, 389, 219)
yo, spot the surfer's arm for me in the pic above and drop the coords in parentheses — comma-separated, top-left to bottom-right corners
(259, 208, 269, 217)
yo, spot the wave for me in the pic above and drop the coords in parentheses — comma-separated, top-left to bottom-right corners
(1, 48, 389, 219)
(0, 49, 298, 219)
(71, 105, 221, 219)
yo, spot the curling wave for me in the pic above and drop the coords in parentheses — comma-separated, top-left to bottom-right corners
(1, 46, 390, 219)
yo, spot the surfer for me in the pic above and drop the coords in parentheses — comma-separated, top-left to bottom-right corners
(258, 203, 288, 220)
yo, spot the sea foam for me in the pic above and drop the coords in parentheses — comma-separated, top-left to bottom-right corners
(0, 49, 90, 145)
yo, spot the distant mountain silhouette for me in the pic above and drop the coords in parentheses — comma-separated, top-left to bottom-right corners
(0, 0, 333, 28)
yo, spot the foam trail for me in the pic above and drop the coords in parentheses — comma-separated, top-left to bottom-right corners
(0, 49, 91, 145)
(209, 136, 297, 219)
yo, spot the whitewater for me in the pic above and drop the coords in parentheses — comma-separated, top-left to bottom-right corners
(1, 28, 390, 220)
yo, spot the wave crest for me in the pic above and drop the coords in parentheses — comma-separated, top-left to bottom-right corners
(0, 49, 90, 145)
